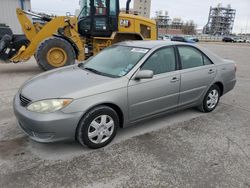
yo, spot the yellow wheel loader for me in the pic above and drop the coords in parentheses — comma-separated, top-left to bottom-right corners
(0, 0, 157, 70)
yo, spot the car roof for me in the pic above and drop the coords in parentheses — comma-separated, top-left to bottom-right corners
(115, 40, 191, 49)
(115, 40, 223, 64)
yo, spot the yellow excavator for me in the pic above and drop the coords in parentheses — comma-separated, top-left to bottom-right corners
(0, 0, 157, 70)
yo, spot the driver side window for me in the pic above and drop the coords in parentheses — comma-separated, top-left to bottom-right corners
(141, 47, 176, 75)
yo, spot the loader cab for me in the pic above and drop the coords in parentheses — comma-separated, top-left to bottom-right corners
(78, 0, 119, 37)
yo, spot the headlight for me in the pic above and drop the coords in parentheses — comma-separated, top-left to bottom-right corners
(27, 99, 73, 113)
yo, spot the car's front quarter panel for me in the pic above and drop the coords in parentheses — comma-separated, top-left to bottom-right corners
(61, 86, 129, 127)
(13, 76, 130, 143)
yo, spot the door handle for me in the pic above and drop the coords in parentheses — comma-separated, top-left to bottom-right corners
(208, 69, 215, 74)
(170, 77, 179, 83)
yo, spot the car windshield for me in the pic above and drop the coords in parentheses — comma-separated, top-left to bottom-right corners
(82, 46, 149, 77)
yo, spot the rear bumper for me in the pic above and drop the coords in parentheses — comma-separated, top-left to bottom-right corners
(13, 93, 83, 143)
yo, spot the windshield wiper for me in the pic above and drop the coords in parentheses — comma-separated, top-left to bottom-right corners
(83, 67, 119, 78)
(84, 67, 102, 75)
(84, 67, 113, 77)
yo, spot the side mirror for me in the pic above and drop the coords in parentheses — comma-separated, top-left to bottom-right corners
(135, 70, 153, 80)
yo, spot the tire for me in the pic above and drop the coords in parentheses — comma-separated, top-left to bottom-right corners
(0, 34, 12, 52)
(34, 53, 46, 70)
(0, 25, 13, 40)
(35, 37, 76, 71)
(76, 106, 119, 149)
(199, 85, 221, 113)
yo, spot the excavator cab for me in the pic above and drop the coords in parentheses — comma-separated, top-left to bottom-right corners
(78, 0, 120, 37)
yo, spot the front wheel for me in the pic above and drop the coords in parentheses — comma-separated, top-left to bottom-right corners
(199, 85, 221, 113)
(36, 37, 76, 71)
(76, 106, 119, 149)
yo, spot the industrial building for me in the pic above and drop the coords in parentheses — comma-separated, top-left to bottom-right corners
(155, 11, 171, 29)
(133, 0, 151, 18)
(0, 0, 31, 34)
(154, 11, 185, 35)
(203, 4, 236, 35)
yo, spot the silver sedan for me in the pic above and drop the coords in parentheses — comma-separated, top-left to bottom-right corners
(13, 41, 237, 149)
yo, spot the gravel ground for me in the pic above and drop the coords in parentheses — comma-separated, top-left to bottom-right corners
(0, 43, 250, 188)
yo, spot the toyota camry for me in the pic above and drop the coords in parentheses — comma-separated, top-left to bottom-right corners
(13, 41, 236, 149)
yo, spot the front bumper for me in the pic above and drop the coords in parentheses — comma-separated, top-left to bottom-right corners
(13, 93, 83, 143)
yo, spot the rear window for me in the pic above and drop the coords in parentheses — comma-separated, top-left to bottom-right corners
(178, 46, 204, 69)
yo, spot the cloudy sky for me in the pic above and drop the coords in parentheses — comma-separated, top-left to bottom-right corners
(31, 0, 250, 33)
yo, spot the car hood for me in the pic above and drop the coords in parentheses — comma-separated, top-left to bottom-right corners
(20, 65, 127, 101)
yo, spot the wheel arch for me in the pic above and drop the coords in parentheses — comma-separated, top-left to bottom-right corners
(213, 82, 224, 96)
(78, 102, 125, 129)
(102, 103, 124, 128)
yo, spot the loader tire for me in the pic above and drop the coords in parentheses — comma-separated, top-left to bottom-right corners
(0, 24, 13, 40)
(36, 37, 76, 71)
(34, 53, 46, 71)
(0, 34, 12, 52)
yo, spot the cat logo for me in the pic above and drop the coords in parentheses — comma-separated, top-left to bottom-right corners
(120, 19, 131, 28)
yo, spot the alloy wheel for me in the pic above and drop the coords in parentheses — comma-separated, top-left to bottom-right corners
(87, 115, 115, 144)
(206, 89, 219, 109)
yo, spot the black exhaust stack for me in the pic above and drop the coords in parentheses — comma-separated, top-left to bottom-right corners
(126, 0, 131, 14)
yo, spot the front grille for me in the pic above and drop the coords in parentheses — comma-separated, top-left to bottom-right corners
(19, 94, 32, 107)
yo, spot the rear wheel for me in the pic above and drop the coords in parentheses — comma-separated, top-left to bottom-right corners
(36, 37, 76, 71)
(199, 85, 221, 113)
(76, 106, 119, 149)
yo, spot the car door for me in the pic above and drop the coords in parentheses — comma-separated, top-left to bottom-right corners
(177, 45, 216, 106)
(128, 47, 180, 121)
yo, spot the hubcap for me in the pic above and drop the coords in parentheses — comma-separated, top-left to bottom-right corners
(88, 115, 114, 144)
(46, 47, 67, 67)
(207, 89, 219, 109)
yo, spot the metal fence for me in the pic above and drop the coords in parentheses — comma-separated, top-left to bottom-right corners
(196, 35, 223, 42)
